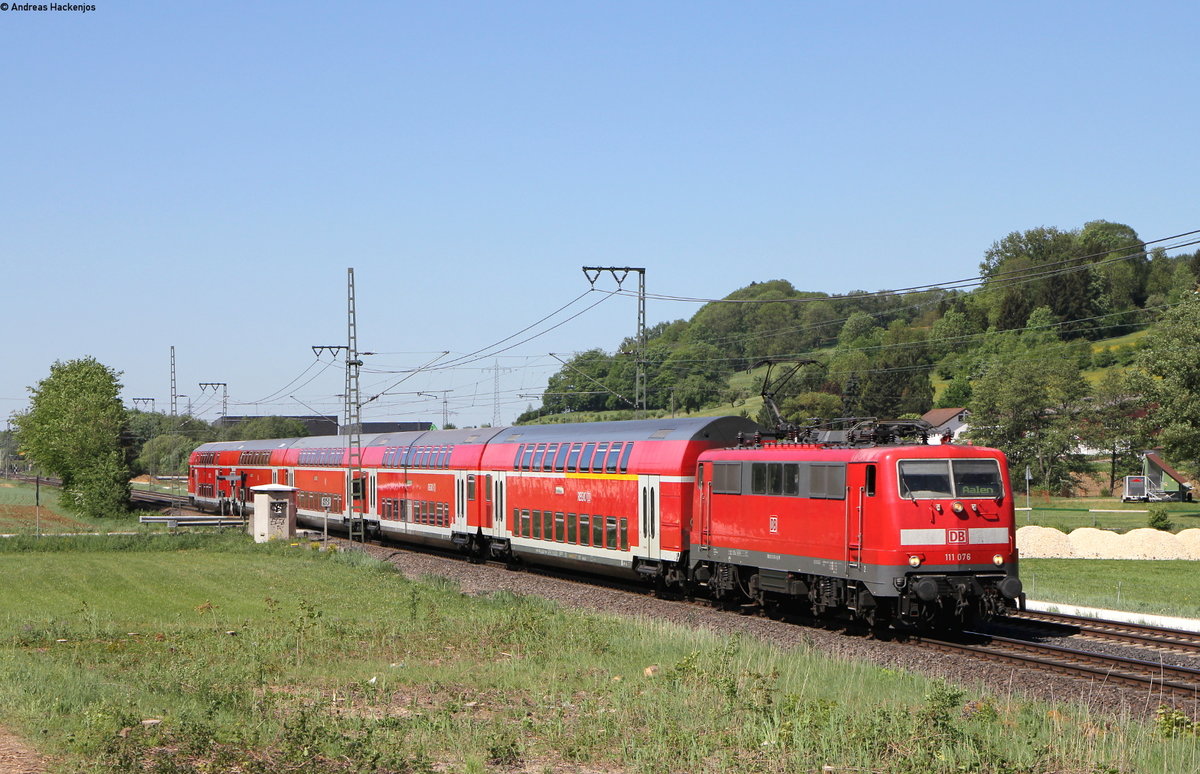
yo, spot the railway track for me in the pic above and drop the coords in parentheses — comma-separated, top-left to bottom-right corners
(998, 609, 1200, 654)
(915, 631, 1200, 698)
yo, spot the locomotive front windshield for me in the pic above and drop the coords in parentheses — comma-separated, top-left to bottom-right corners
(898, 459, 1003, 499)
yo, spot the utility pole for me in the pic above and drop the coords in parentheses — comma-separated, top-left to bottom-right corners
(346, 267, 365, 543)
(486, 359, 513, 427)
(582, 266, 646, 418)
(199, 382, 228, 423)
(418, 391, 453, 429)
(170, 346, 178, 416)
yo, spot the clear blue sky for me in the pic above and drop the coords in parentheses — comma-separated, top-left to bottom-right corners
(2, 1, 1197, 429)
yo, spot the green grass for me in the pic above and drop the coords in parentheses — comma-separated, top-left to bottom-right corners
(0, 537, 1199, 772)
(1022, 558, 1200, 618)
(1016, 497, 1200, 534)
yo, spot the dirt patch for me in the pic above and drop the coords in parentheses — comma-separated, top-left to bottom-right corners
(0, 728, 46, 774)
(0, 506, 90, 532)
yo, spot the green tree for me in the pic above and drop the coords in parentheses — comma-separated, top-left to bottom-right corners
(13, 357, 131, 517)
(967, 345, 1091, 495)
(222, 416, 310, 441)
(1136, 293, 1200, 477)
(137, 433, 196, 476)
(937, 374, 972, 409)
(1079, 370, 1150, 492)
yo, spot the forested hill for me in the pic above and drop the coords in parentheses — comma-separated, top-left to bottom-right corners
(518, 220, 1200, 494)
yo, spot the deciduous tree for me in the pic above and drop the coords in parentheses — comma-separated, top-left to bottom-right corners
(14, 357, 131, 517)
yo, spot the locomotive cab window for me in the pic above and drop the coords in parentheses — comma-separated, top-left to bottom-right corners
(898, 459, 1003, 499)
(952, 460, 1004, 498)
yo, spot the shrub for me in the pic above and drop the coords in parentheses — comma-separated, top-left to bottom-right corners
(1148, 505, 1175, 532)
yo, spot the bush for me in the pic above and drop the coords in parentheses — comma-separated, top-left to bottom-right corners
(1148, 505, 1175, 532)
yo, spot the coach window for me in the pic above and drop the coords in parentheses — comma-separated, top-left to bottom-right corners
(566, 443, 583, 472)
(467, 474, 476, 501)
(554, 512, 565, 542)
(541, 443, 557, 472)
(520, 444, 536, 471)
(553, 443, 570, 472)
(606, 517, 618, 549)
(580, 443, 596, 473)
(619, 518, 628, 550)
(593, 514, 605, 547)
(529, 509, 540, 539)
(566, 513, 577, 543)
(618, 443, 633, 473)
(530, 444, 546, 471)
(579, 514, 590, 546)
(517, 508, 528, 537)
(605, 443, 622, 473)
(591, 443, 609, 473)
(543, 510, 554, 540)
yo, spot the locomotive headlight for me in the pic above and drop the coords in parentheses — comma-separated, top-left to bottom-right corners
(908, 555, 922, 568)
(951, 501, 966, 515)
(992, 554, 1004, 566)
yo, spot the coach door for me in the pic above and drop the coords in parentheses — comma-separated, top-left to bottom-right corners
(697, 463, 712, 551)
(491, 471, 507, 537)
(454, 471, 470, 533)
(639, 475, 662, 560)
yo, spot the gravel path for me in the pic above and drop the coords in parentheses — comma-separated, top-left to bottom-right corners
(354, 540, 1200, 721)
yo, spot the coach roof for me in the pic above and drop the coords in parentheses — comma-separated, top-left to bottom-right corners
(489, 416, 760, 445)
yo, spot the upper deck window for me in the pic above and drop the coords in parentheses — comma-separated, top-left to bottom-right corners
(898, 459, 1002, 499)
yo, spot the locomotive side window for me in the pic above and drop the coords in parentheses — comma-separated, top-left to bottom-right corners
(713, 462, 742, 494)
(768, 463, 783, 495)
(952, 460, 1003, 498)
(783, 464, 799, 495)
(751, 463, 767, 494)
(865, 465, 877, 497)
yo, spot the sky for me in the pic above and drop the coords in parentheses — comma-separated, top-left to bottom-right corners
(2, 1, 1198, 429)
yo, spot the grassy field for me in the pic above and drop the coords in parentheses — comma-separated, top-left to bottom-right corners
(1015, 497, 1200, 533)
(1022, 557, 1200, 618)
(0, 480, 146, 535)
(2, 535, 1198, 773)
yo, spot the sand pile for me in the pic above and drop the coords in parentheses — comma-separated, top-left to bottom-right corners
(1017, 525, 1199, 559)
(1067, 527, 1121, 559)
(1017, 526, 1074, 558)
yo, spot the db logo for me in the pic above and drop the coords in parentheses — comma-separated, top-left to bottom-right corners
(948, 529, 967, 544)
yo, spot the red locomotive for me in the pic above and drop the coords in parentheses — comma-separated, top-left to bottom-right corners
(189, 416, 1021, 629)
